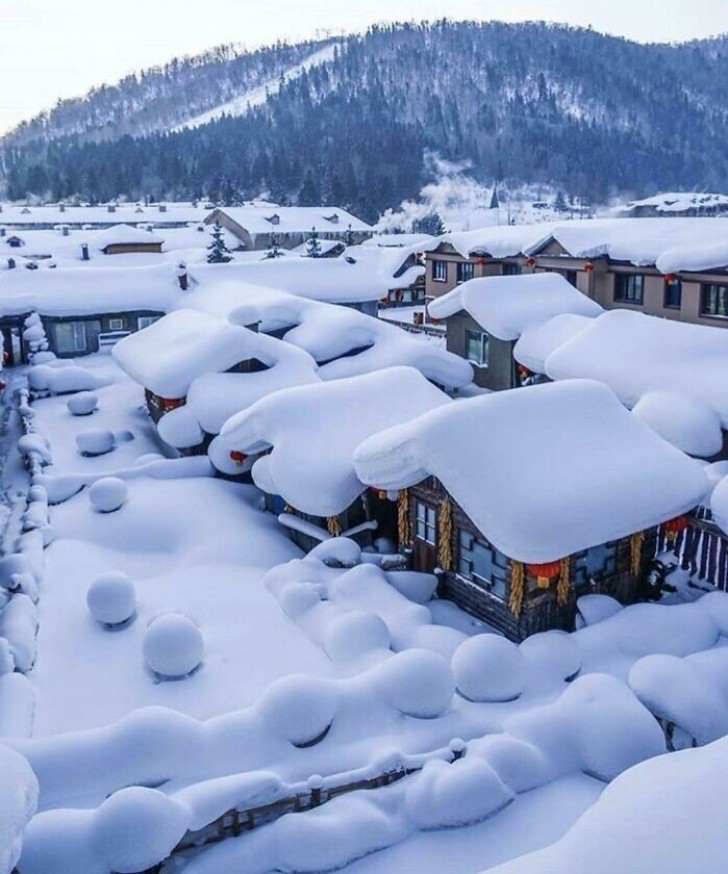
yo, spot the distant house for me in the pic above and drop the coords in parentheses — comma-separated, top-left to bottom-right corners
(354, 380, 709, 640)
(204, 206, 373, 251)
(92, 224, 164, 256)
(5, 235, 25, 249)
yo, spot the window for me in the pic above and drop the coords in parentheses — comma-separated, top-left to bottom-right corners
(432, 260, 448, 282)
(457, 530, 508, 599)
(564, 270, 578, 288)
(664, 278, 682, 309)
(502, 262, 522, 276)
(701, 284, 728, 319)
(466, 329, 489, 367)
(457, 261, 475, 283)
(573, 542, 617, 586)
(108, 318, 126, 331)
(137, 315, 161, 330)
(416, 502, 437, 545)
(614, 274, 645, 304)
(53, 321, 88, 354)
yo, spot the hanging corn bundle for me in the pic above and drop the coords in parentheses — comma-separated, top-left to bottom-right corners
(397, 489, 410, 547)
(630, 531, 646, 576)
(509, 561, 525, 615)
(557, 557, 571, 606)
(327, 516, 342, 537)
(437, 497, 453, 571)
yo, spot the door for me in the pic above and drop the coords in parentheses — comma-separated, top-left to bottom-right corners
(413, 500, 438, 572)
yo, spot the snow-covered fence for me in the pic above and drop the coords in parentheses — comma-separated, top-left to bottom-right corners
(673, 509, 728, 590)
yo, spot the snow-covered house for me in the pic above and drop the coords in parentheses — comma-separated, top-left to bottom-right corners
(205, 206, 373, 252)
(112, 309, 319, 454)
(515, 308, 728, 460)
(209, 367, 451, 551)
(427, 273, 602, 390)
(353, 380, 708, 640)
(91, 224, 164, 256)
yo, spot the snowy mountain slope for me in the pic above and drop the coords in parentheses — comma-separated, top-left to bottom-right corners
(171, 42, 343, 133)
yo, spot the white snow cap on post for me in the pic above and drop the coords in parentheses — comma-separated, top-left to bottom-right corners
(353, 380, 709, 564)
(427, 272, 602, 341)
(210, 366, 451, 517)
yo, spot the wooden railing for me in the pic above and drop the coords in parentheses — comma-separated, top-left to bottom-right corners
(669, 509, 728, 591)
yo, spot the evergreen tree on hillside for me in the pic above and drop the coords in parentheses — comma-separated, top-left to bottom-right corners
(206, 222, 233, 263)
(413, 212, 446, 236)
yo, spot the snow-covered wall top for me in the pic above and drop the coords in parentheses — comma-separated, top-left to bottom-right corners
(543, 309, 728, 427)
(91, 224, 164, 250)
(354, 380, 709, 564)
(428, 273, 603, 341)
(209, 205, 373, 235)
(210, 367, 451, 517)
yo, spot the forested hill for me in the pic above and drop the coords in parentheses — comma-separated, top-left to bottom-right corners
(4, 21, 728, 221)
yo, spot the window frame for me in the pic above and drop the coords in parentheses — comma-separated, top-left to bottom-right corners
(700, 283, 728, 320)
(457, 261, 475, 284)
(108, 317, 126, 331)
(415, 501, 437, 545)
(456, 528, 509, 599)
(432, 259, 448, 282)
(614, 273, 645, 305)
(465, 329, 490, 368)
(663, 278, 682, 310)
(137, 315, 161, 330)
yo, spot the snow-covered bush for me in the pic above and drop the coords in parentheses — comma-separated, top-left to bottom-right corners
(0, 595, 38, 673)
(76, 429, 115, 457)
(452, 635, 526, 703)
(17, 434, 52, 466)
(143, 614, 204, 679)
(374, 649, 454, 718)
(0, 639, 15, 675)
(28, 365, 107, 395)
(92, 787, 188, 874)
(0, 744, 39, 874)
(87, 573, 137, 627)
(324, 611, 391, 665)
(23, 312, 50, 365)
(67, 392, 98, 417)
(89, 478, 128, 513)
(257, 675, 338, 746)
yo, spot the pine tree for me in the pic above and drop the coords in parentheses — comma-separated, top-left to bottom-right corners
(306, 227, 322, 257)
(554, 190, 568, 212)
(206, 222, 233, 263)
(263, 233, 283, 259)
(413, 212, 446, 236)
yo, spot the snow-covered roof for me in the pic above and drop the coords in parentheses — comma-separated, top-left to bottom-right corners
(657, 238, 728, 275)
(112, 309, 264, 398)
(514, 313, 595, 374)
(428, 273, 603, 341)
(92, 224, 164, 250)
(210, 367, 451, 516)
(207, 206, 372, 235)
(364, 233, 435, 249)
(421, 224, 553, 260)
(0, 263, 180, 318)
(621, 191, 728, 214)
(0, 203, 209, 228)
(353, 380, 708, 563)
(543, 309, 728, 427)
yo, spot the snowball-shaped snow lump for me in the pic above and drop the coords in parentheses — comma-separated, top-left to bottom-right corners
(258, 675, 338, 747)
(324, 611, 391, 664)
(280, 582, 321, 620)
(452, 635, 526, 703)
(375, 649, 454, 718)
(89, 477, 128, 513)
(143, 614, 204, 679)
(67, 392, 98, 416)
(76, 429, 115, 457)
(93, 787, 188, 873)
(87, 572, 137, 626)
(520, 630, 582, 683)
(632, 391, 723, 458)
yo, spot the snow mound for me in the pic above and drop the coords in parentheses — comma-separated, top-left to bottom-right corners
(89, 478, 128, 513)
(256, 675, 337, 746)
(711, 475, 728, 536)
(632, 391, 723, 458)
(452, 635, 526, 702)
(406, 757, 514, 829)
(93, 787, 188, 874)
(67, 392, 98, 416)
(575, 595, 623, 629)
(384, 571, 438, 604)
(324, 612, 391, 665)
(143, 614, 204, 679)
(373, 649, 454, 718)
(0, 745, 38, 874)
(279, 583, 321, 619)
(76, 429, 115, 457)
(28, 365, 108, 395)
(308, 538, 362, 568)
(87, 573, 137, 626)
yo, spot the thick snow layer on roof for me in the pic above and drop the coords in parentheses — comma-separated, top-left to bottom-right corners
(112, 310, 264, 398)
(210, 367, 451, 515)
(423, 224, 553, 259)
(513, 314, 594, 374)
(92, 224, 164, 250)
(657, 238, 728, 275)
(208, 205, 372, 235)
(354, 380, 708, 563)
(545, 309, 728, 426)
(428, 273, 603, 341)
(631, 392, 724, 458)
(364, 233, 435, 249)
(485, 737, 728, 874)
(622, 191, 728, 213)
(0, 263, 179, 318)
(0, 745, 38, 874)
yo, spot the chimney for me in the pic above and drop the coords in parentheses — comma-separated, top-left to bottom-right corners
(59, 204, 66, 213)
(7, 258, 15, 270)
(177, 261, 188, 291)
(0, 228, 5, 238)
(107, 205, 116, 214)
(159, 204, 168, 213)
(61, 225, 69, 237)
(81, 243, 90, 261)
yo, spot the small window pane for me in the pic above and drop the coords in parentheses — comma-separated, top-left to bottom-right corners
(432, 260, 448, 281)
(466, 330, 489, 367)
(664, 279, 682, 309)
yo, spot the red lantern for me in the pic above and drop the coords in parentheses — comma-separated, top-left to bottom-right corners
(662, 516, 688, 543)
(525, 257, 537, 268)
(517, 364, 531, 379)
(664, 273, 677, 283)
(584, 262, 595, 273)
(370, 486, 388, 501)
(526, 561, 562, 588)
(476, 257, 488, 266)
(229, 450, 247, 466)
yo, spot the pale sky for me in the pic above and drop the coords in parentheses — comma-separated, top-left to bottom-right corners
(1, 0, 727, 134)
